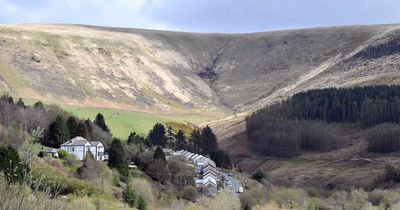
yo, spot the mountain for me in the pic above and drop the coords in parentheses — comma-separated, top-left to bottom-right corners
(1, 23, 400, 115)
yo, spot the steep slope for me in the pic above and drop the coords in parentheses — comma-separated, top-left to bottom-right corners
(1, 24, 400, 115)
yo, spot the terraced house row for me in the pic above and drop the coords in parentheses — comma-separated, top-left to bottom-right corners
(172, 150, 219, 197)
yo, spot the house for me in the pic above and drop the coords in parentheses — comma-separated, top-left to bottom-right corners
(60, 136, 108, 161)
(40, 148, 59, 158)
(196, 176, 218, 197)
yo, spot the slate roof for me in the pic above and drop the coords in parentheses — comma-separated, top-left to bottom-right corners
(61, 137, 102, 147)
(61, 136, 90, 146)
(91, 141, 102, 146)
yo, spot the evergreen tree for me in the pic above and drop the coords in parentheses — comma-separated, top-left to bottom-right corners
(108, 138, 126, 169)
(16, 98, 27, 108)
(123, 185, 137, 207)
(76, 121, 88, 139)
(0, 145, 29, 184)
(166, 127, 175, 149)
(94, 113, 109, 132)
(153, 146, 166, 163)
(127, 132, 137, 144)
(66, 116, 79, 138)
(148, 123, 167, 147)
(137, 196, 147, 210)
(1, 94, 14, 104)
(175, 130, 186, 150)
(191, 129, 202, 154)
(48, 115, 70, 147)
(108, 138, 130, 182)
(33, 101, 44, 110)
(201, 125, 218, 155)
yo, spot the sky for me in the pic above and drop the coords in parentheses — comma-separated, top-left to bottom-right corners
(1, 0, 400, 33)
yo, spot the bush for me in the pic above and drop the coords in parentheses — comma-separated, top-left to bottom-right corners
(0, 145, 29, 184)
(347, 189, 368, 210)
(252, 169, 267, 182)
(137, 196, 147, 210)
(181, 186, 198, 202)
(58, 149, 68, 159)
(32, 164, 102, 196)
(385, 165, 400, 183)
(130, 178, 155, 205)
(123, 185, 137, 208)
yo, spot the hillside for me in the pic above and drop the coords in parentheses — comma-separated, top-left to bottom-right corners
(2, 24, 400, 117)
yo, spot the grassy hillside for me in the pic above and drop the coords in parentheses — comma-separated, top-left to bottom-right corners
(62, 106, 215, 139)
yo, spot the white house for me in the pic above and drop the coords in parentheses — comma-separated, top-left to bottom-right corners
(60, 136, 108, 161)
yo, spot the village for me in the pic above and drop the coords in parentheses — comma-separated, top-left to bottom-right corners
(41, 136, 243, 198)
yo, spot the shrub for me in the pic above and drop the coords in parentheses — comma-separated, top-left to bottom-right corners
(347, 189, 368, 210)
(32, 164, 101, 196)
(123, 185, 137, 208)
(252, 169, 267, 182)
(0, 145, 29, 184)
(181, 186, 198, 202)
(137, 196, 147, 210)
(130, 178, 155, 205)
(57, 149, 68, 159)
(385, 165, 400, 183)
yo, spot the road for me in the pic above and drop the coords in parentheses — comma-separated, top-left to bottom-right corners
(221, 172, 242, 193)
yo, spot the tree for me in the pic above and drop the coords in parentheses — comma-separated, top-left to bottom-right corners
(153, 146, 166, 163)
(137, 196, 147, 210)
(94, 113, 109, 132)
(33, 101, 44, 110)
(108, 138, 130, 182)
(76, 121, 89, 139)
(66, 116, 79, 138)
(201, 125, 218, 155)
(16, 98, 27, 108)
(148, 123, 167, 147)
(0, 145, 29, 184)
(191, 129, 202, 154)
(252, 169, 266, 182)
(175, 130, 186, 150)
(108, 138, 126, 169)
(127, 132, 137, 144)
(48, 114, 70, 147)
(210, 150, 232, 169)
(123, 185, 137, 208)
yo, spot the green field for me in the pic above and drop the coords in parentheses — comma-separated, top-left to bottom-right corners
(62, 106, 216, 139)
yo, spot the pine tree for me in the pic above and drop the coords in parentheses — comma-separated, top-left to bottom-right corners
(76, 121, 88, 139)
(66, 116, 79, 138)
(153, 146, 166, 163)
(137, 196, 147, 210)
(148, 123, 167, 147)
(108, 138, 130, 182)
(94, 113, 110, 132)
(201, 125, 218, 155)
(191, 129, 202, 154)
(48, 115, 70, 147)
(127, 132, 137, 144)
(123, 185, 137, 207)
(33, 101, 44, 110)
(175, 130, 186, 150)
(0, 145, 29, 184)
(16, 98, 27, 108)
(108, 138, 126, 169)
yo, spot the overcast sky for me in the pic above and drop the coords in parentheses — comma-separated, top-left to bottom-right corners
(1, 0, 400, 33)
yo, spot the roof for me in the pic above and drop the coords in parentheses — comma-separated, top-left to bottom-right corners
(91, 141, 103, 146)
(61, 136, 90, 146)
(61, 136, 102, 147)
